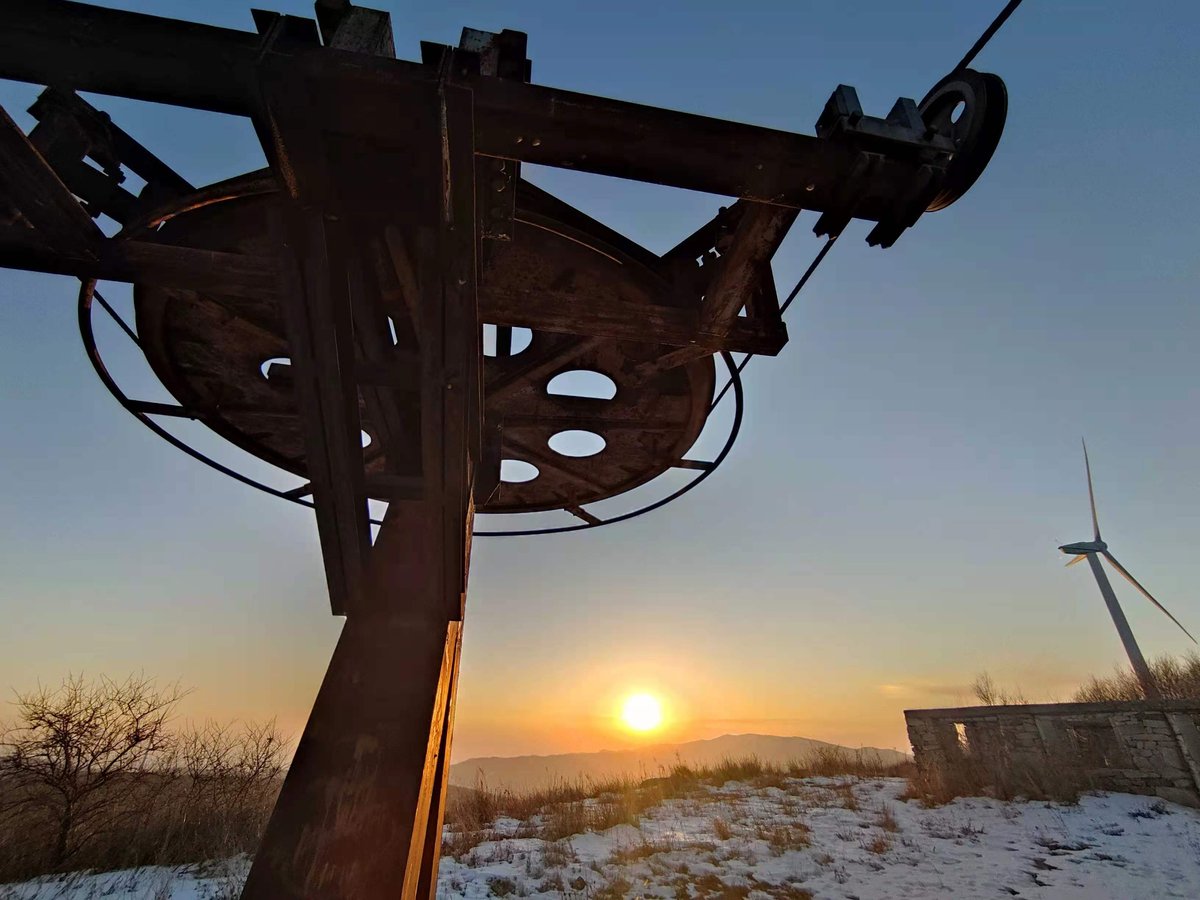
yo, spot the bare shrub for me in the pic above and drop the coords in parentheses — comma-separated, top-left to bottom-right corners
(0, 674, 186, 877)
(972, 672, 1028, 706)
(1074, 652, 1200, 702)
(712, 816, 733, 840)
(0, 674, 286, 883)
(164, 719, 286, 862)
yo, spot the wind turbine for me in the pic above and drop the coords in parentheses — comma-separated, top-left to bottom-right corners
(1059, 441, 1196, 700)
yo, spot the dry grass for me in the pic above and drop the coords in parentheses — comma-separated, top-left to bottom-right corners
(758, 822, 811, 853)
(875, 803, 900, 833)
(787, 746, 912, 779)
(441, 751, 910, 853)
(861, 832, 892, 855)
(1073, 652, 1200, 702)
(541, 837, 574, 868)
(441, 773, 668, 852)
(608, 837, 676, 864)
(592, 873, 634, 899)
(831, 780, 860, 811)
(689, 873, 749, 899)
(759, 886, 813, 900)
(902, 754, 1084, 808)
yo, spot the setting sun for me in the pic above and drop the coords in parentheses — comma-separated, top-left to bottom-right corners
(620, 692, 663, 732)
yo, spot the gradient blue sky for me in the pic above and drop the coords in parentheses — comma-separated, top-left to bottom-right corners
(2, 1, 1198, 759)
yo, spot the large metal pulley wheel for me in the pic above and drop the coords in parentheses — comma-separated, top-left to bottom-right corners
(920, 69, 1007, 212)
(129, 181, 717, 517)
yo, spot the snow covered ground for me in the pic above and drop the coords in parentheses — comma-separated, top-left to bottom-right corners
(4, 778, 1199, 899)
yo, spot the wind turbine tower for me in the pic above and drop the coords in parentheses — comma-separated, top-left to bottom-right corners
(1059, 441, 1196, 700)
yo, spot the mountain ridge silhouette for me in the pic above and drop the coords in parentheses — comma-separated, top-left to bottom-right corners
(449, 733, 908, 791)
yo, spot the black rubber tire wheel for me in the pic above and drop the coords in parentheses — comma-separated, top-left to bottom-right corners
(919, 69, 1008, 212)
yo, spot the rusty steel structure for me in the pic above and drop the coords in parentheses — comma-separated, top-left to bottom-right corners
(0, 1, 1011, 896)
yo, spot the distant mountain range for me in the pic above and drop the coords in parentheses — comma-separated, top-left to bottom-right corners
(449, 733, 909, 792)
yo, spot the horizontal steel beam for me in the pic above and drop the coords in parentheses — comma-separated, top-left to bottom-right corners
(2, 1, 263, 116)
(0, 232, 280, 298)
(2, 232, 782, 352)
(0, 1, 945, 217)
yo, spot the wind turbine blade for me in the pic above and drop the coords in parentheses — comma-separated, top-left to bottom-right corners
(1065, 554, 1088, 567)
(1083, 439, 1101, 541)
(1102, 551, 1197, 644)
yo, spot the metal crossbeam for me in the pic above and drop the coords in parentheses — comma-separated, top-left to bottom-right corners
(1, 1, 953, 222)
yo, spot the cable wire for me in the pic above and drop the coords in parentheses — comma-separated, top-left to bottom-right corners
(708, 0, 1027, 416)
(708, 234, 838, 413)
(955, 0, 1024, 72)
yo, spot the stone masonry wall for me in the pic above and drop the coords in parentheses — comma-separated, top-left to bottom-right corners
(904, 700, 1200, 807)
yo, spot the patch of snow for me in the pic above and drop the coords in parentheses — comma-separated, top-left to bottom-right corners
(437, 778, 1200, 899)
(3, 781, 1198, 898)
(0, 858, 248, 900)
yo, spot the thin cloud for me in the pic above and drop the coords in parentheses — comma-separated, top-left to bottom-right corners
(876, 683, 970, 699)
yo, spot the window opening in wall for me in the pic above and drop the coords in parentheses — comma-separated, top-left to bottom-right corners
(954, 722, 970, 755)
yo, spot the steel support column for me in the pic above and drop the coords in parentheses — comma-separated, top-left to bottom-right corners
(240, 59, 480, 897)
(240, 502, 470, 898)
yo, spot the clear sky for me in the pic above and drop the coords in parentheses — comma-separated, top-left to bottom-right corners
(2, 1, 1199, 760)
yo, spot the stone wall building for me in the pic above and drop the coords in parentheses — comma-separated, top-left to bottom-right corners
(905, 700, 1200, 807)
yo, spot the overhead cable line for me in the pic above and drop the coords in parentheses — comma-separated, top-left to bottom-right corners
(709, 0, 1026, 415)
(956, 0, 1025, 73)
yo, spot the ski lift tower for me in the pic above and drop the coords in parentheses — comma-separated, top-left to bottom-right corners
(0, 1, 1010, 896)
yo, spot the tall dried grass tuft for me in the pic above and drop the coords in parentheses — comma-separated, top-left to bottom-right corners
(1073, 652, 1200, 702)
(787, 746, 912, 779)
(902, 753, 1083, 808)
